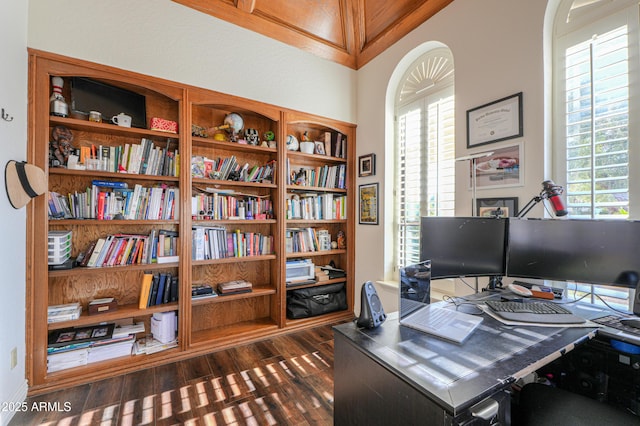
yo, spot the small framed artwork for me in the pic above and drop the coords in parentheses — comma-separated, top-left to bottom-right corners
(476, 197, 519, 217)
(359, 183, 379, 225)
(467, 92, 523, 148)
(359, 153, 376, 177)
(314, 141, 326, 155)
(470, 142, 523, 189)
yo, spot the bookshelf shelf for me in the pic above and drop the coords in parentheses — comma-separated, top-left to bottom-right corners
(50, 116, 180, 140)
(27, 49, 355, 395)
(47, 301, 179, 330)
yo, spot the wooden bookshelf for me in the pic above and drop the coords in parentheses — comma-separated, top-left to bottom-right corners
(26, 48, 355, 395)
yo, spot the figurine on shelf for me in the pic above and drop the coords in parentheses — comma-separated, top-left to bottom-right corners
(337, 230, 346, 250)
(264, 130, 276, 149)
(302, 131, 311, 142)
(49, 125, 74, 167)
(245, 128, 259, 145)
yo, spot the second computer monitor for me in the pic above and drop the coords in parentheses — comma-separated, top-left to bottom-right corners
(420, 216, 508, 279)
(507, 218, 640, 288)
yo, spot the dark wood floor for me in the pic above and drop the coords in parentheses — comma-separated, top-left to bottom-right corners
(10, 324, 339, 426)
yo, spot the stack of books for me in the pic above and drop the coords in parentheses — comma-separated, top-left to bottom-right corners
(217, 280, 252, 295)
(133, 336, 178, 355)
(47, 322, 144, 372)
(192, 283, 217, 300)
(48, 303, 82, 323)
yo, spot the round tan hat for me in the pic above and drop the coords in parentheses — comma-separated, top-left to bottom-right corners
(5, 160, 46, 209)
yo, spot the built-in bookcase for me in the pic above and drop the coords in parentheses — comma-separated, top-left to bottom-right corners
(26, 49, 355, 394)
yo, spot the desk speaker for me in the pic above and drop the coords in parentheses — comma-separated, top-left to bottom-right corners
(357, 281, 386, 329)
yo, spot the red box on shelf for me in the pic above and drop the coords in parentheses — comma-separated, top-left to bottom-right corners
(150, 117, 178, 134)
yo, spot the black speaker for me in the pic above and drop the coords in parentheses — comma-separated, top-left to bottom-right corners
(357, 281, 386, 329)
(634, 280, 640, 315)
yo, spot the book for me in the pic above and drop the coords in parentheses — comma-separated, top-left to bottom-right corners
(138, 273, 154, 309)
(85, 238, 106, 267)
(91, 180, 128, 189)
(148, 275, 160, 307)
(155, 273, 168, 306)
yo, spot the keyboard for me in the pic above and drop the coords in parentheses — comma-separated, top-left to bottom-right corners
(485, 300, 586, 324)
(592, 315, 640, 337)
(486, 301, 571, 314)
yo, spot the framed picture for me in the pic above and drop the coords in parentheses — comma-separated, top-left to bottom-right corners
(359, 183, 379, 225)
(467, 92, 523, 148)
(476, 197, 519, 218)
(470, 142, 523, 189)
(359, 153, 376, 177)
(314, 141, 326, 155)
(47, 323, 115, 348)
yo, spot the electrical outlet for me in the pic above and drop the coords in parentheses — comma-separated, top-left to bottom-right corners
(10, 347, 17, 369)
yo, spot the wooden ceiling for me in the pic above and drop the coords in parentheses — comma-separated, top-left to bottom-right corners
(173, 0, 454, 69)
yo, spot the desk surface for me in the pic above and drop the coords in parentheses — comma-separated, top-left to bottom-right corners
(333, 294, 606, 415)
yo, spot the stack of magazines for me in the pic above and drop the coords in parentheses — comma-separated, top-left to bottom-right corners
(48, 303, 82, 323)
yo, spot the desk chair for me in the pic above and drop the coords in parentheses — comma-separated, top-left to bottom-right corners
(518, 383, 638, 425)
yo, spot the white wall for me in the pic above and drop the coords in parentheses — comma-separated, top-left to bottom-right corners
(355, 0, 551, 313)
(0, 2, 29, 425)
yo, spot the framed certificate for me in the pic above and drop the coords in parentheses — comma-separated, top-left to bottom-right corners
(467, 92, 523, 148)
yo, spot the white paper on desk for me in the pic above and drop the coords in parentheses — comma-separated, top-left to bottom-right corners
(481, 306, 604, 328)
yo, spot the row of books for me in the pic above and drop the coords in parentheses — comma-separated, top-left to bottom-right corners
(286, 193, 347, 220)
(79, 138, 179, 177)
(325, 131, 348, 159)
(78, 229, 179, 268)
(138, 272, 179, 309)
(191, 192, 273, 220)
(48, 183, 179, 221)
(192, 226, 274, 260)
(286, 161, 346, 189)
(191, 155, 276, 183)
(285, 227, 334, 253)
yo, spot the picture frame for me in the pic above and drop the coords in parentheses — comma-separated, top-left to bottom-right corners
(359, 153, 376, 177)
(476, 197, 519, 218)
(467, 92, 523, 148)
(470, 142, 523, 189)
(314, 141, 326, 155)
(47, 323, 115, 348)
(359, 183, 379, 225)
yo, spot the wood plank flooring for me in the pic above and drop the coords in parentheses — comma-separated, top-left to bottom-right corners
(10, 324, 340, 426)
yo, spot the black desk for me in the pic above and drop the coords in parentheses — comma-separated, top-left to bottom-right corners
(333, 295, 611, 425)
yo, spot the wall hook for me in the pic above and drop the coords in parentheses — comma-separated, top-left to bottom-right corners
(2, 108, 14, 122)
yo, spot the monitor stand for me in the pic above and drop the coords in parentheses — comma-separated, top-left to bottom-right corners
(487, 275, 503, 291)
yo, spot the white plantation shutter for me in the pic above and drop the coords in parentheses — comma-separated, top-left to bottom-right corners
(553, 0, 639, 310)
(563, 25, 630, 218)
(396, 88, 455, 268)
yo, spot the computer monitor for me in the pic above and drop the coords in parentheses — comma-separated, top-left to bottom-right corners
(506, 218, 640, 288)
(420, 216, 508, 280)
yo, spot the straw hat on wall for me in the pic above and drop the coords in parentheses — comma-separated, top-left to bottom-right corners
(4, 160, 46, 209)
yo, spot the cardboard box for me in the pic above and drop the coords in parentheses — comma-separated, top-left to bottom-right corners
(150, 117, 178, 134)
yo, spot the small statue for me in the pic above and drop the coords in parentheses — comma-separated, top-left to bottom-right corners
(49, 125, 74, 167)
(245, 128, 259, 145)
(337, 230, 346, 249)
(302, 131, 311, 142)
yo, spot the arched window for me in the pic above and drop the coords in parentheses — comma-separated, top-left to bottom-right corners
(553, 0, 639, 310)
(394, 48, 455, 270)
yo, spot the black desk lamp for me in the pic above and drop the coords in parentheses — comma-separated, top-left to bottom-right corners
(517, 180, 568, 218)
